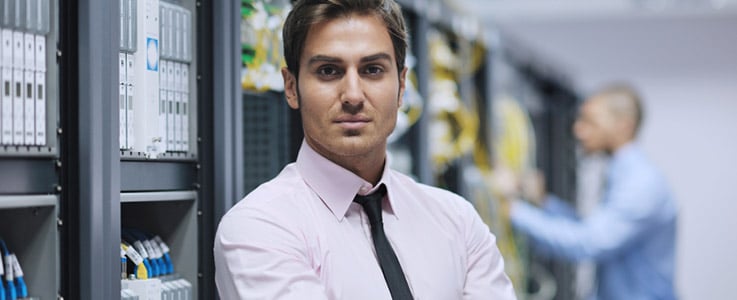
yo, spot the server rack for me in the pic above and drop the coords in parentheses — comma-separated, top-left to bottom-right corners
(54, 0, 239, 299)
(0, 0, 59, 299)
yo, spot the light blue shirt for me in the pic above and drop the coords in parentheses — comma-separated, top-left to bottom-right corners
(511, 143, 677, 300)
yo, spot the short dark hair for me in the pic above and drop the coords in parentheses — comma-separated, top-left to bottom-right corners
(282, 0, 408, 79)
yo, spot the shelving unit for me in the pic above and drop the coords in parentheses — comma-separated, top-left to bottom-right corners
(0, 0, 61, 299)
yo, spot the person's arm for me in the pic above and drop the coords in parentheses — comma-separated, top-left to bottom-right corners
(539, 194, 579, 220)
(214, 205, 329, 300)
(510, 171, 669, 262)
(460, 201, 517, 299)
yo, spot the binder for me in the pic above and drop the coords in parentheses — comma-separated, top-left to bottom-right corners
(12, 68, 23, 144)
(161, 60, 173, 151)
(1, 29, 12, 144)
(1, 0, 13, 28)
(166, 65, 175, 152)
(12, 31, 24, 144)
(182, 8, 190, 62)
(173, 7, 181, 61)
(120, 52, 127, 149)
(34, 34, 45, 145)
(23, 69, 34, 145)
(120, 0, 127, 50)
(13, 0, 25, 29)
(127, 0, 137, 52)
(158, 60, 167, 152)
(159, 4, 169, 59)
(181, 63, 188, 152)
(133, 0, 162, 156)
(173, 62, 181, 152)
(126, 53, 135, 149)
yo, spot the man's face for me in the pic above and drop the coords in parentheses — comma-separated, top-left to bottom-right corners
(283, 14, 407, 163)
(573, 98, 615, 153)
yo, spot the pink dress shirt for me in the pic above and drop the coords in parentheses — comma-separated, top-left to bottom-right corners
(215, 142, 516, 299)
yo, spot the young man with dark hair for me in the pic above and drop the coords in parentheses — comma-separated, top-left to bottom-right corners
(215, 0, 515, 299)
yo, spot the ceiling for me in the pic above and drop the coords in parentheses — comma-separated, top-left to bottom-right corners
(452, 0, 737, 90)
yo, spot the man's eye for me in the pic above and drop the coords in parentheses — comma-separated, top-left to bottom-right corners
(317, 66, 340, 76)
(364, 66, 384, 75)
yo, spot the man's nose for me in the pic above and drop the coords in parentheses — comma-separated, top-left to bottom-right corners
(340, 69, 365, 106)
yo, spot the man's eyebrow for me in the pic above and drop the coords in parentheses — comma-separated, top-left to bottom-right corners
(361, 53, 392, 63)
(306, 53, 393, 66)
(307, 55, 342, 65)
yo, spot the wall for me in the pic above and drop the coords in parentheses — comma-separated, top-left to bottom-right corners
(635, 74, 737, 300)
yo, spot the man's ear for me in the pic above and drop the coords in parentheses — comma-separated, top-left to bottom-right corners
(397, 66, 408, 108)
(282, 67, 299, 109)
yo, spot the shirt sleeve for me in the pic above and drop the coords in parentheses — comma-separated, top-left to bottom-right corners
(541, 194, 579, 220)
(510, 169, 670, 262)
(214, 204, 329, 300)
(461, 201, 517, 300)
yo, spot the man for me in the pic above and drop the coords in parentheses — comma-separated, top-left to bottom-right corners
(214, 0, 515, 299)
(505, 85, 678, 299)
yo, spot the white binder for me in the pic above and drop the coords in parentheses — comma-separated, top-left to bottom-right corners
(34, 34, 45, 145)
(23, 34, 35, 145)
(158, 60, 167, 152)
(1, 29, 12, 144)
(12, 31, 24, 144)
(120, 52, 128, 149)
(166, 63, 175, 152)
(181, 63, 188, 152)
(126, 53, 136, 150)
(173, 62, 181, 152)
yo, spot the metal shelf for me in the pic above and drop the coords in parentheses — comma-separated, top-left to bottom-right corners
(121, 190, 196, 203)
(0, 194, 57, 209)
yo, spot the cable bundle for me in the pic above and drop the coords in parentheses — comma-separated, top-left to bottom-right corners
(0, 239, 29, 300)
(121, 229, 175, 280)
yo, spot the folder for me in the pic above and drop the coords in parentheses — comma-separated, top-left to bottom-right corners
(182, 8, 190, 62)
(34, 34, 45, 145)
(12, 68, 23, 144)
(161, 60, 173, 151)
(173, 62, 181, 152)
(1, 0, 14, 28)
(126, 53, 135, 150)
(120, 52, 128, 149)
(1, 29, 12, 144)
(13, 0, 25, 29)
(23, 69, 35, 145)
(12, 31, 24, 144)
(120, 0, 127, 50)
(173, 8, 181, 61)
(166, 61, 177, 151)
(181, 63, 188, 152)
(127, 0, 137, 51)
(159, 4, 169, 59)
(159, 60, 167, 151)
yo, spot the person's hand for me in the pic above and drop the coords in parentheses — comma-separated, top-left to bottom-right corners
(490, 165, 520, 200)
(520, 169, 547, 207)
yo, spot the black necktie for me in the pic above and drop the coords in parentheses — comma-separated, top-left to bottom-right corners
(354, 184, 414, 300)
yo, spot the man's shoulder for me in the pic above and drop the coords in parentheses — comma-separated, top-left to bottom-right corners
(225, 163, 305, 216)
(389, 170, 474, 212)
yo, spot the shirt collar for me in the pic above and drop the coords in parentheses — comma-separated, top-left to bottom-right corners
(296, 141, 400, 222)
(607, 141, 639, 178)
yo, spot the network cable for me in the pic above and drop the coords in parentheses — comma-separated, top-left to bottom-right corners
(0, 242, 5, 300)
(122, 230, 157, 277)
(0, 240, 17, 300)
(9, 255, 27, 298)
(121, 242, 148, 279)
(153, 235, 174, 275)
(123, 229, 163, 277)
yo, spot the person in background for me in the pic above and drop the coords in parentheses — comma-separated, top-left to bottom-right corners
(499, 84, 678, 300)
(214, 0, 516, 299)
